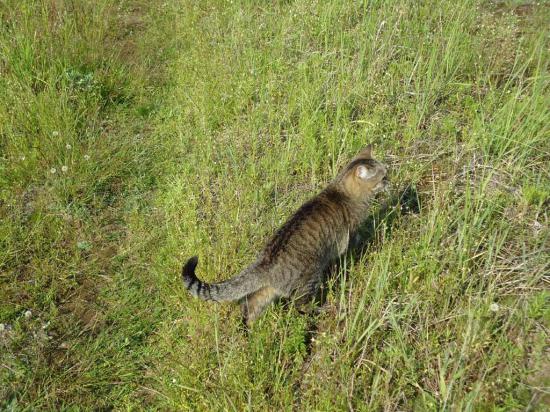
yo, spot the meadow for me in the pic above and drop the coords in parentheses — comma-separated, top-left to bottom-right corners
(1, 0, 548, 410)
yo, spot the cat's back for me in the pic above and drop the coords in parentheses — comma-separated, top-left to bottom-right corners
(260, 187, 350, 265)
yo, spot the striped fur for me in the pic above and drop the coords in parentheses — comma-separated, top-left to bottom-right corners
(182, 257, 264, 302)
(181, 145, 388, 324)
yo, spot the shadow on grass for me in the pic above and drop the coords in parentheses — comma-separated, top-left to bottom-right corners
(310, 183, 422, 310)
(352, 183, 421, 256)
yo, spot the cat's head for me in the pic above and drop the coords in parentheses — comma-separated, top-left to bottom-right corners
(338, 145, 388, 199)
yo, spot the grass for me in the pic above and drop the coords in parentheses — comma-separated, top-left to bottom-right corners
(1, 0, 548, 410)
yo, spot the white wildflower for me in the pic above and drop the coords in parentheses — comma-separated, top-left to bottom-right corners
(24, 310, 32, 319)
(50, 167, 57, 174)
(52, 131, 59, 137)
(66, 144, 72, 150)
(20, 156, 26, 161)
(489, 303, 499, 313)
(84, 154, 90, 161)
(61, 165, 68, 173)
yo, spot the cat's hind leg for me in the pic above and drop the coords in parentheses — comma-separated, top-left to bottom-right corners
(241, 286, 279, 326)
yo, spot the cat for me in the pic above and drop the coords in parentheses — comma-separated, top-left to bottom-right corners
(182, 145, 388, 325)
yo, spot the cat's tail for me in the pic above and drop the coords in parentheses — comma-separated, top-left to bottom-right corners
(182, 256, 263, 302)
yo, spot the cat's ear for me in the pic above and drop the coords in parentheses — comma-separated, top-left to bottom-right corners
(355, 165, 376, 180)
(360, 144, 373, 158)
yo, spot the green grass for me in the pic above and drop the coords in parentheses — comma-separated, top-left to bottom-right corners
(1, 0, 548, 410)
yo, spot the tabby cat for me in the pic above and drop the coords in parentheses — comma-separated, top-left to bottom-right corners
(182, 145, 388, 324)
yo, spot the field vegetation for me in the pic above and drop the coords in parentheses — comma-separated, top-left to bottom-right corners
(1, 0, 548, 409)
